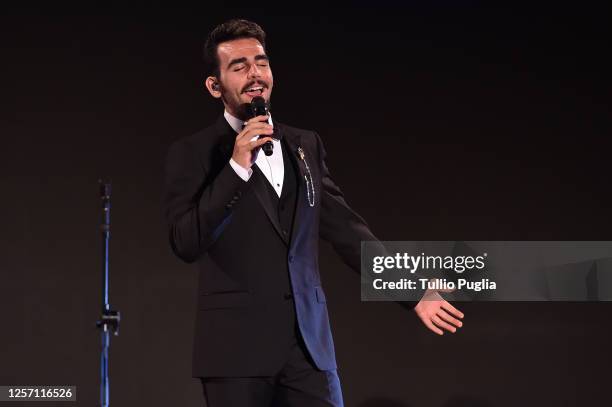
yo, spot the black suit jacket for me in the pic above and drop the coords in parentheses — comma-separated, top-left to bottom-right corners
(164, 115, 378, 377)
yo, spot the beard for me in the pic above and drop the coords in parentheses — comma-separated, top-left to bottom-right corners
(236, 102, 254, 121)
(218, 80, 272, 121)
(233, 99, 272, 121)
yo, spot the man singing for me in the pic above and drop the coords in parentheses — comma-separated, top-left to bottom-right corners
(164, 18, 464, 407)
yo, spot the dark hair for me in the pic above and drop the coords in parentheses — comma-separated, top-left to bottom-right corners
(203, 19, 267, 78)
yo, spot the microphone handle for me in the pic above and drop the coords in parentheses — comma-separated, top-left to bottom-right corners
(262, 140, 273, 156)
(251, 99, 274, 156)
(255, 107, 273, 156)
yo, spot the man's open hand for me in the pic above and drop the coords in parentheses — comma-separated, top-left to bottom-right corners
(414, 288, 464, 335)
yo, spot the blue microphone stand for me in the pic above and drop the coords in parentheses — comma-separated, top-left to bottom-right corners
(96, 180, 120, 407)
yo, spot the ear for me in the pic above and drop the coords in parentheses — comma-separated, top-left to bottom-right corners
(205, 76, 222, 98)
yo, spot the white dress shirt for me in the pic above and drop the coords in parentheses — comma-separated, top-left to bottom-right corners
(225, 110, 284, 197)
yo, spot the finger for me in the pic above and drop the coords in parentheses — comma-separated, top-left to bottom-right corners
(240, 130, 275, 147)
(237, 122, 272, 138)
(437, 309, 463, 328)
(242, 120, 272, 132)
(238, 125, 274, 141)
(243, 115, 269, 126)
(249, 137, 274, 149)
(431, 315, 457, 333)
(422, 317, 444, 336)
(441, 301, 464, 319)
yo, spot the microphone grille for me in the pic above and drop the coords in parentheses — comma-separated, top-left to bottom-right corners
(250, 96, 268, 117)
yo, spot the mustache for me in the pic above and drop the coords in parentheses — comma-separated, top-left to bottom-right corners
(241, 81, 268, 93)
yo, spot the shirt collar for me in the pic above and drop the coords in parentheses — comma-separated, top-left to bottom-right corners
(224, 109, 273, 134)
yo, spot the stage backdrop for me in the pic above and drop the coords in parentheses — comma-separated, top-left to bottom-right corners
(1, 5, 611, 406)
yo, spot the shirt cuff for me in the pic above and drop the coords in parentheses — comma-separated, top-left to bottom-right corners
(229, 158, 253, 181)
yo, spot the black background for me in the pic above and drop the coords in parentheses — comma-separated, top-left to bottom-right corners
(1, 4, 611, 406)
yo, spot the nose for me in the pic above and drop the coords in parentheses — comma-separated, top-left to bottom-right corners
(247, 63, 261, 79)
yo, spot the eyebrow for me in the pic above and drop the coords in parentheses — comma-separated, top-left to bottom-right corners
(227, 54, 269, 69)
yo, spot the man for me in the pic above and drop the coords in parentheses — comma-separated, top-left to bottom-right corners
(164, 19, 464, 407)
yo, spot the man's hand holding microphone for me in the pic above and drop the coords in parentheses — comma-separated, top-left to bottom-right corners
(231, 114, 273, 170)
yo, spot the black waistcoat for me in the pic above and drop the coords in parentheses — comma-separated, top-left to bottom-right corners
(260, 139, 298, 242)
(251, 139, 299, 298)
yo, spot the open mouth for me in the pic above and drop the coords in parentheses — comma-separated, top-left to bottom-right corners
(244, 86, 265, 98)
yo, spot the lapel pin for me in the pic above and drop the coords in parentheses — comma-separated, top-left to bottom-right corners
(297, 146, 315, 207)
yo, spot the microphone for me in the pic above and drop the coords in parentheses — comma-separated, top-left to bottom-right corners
(250, 96, 273, 156)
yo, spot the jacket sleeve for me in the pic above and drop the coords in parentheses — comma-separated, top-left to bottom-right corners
(163, 139, 251, 263)
(314, 132, 426, 303)
(315, 132, 379, 273)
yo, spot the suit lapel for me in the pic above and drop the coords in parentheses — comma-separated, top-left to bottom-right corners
(214, 115, 309, 246)
(215, 114, 237, 159)
(278, 125, 309, 247)
(213, 114, 285, 242)
(250, 166, 287, 244)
